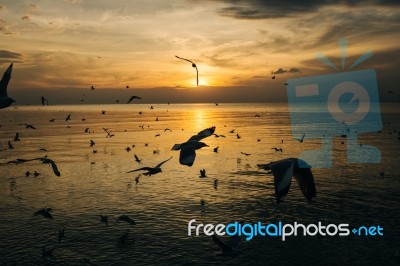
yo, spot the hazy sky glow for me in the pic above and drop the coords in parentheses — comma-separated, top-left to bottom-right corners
(0, 0, 399, 103)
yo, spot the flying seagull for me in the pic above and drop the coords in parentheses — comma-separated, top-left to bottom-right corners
(127, 96, 142, 104)
(0, 63, 15, 109)
(25, 123, 36, 130)
(175, 55, 199, 86)
(14, 132, 20, 142)
(171, 126, 215, 166)
(257, 158, 316, 202)
(271, 147, 283, 152)
(294, 133, 305, 143)
(126, 157, 172, 176)
(33, 208, 53, 219)
(5, 157, 61, 176)
(134, 154, 142, 163)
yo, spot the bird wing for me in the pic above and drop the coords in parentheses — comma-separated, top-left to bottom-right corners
(270, 159, 295, 202)
(126, 167, 153, 173)
(0, 63, 12, 97)
(187, 126, 216, 142)
(47, 160, 61, 177)
(293, 167, 316, 201)
(212, 235, 233, 253)
(155, 157, 173, 168)
(134, 154, 140, 161)
(175, 55, 194, 65)
(127, 96, 135, 104)
(179, 146, 196, 166)
(6, 158, 31, 164)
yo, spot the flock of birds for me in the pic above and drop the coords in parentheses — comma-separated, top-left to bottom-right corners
(0, 62, 319, 261)
(1, 59, 396, 262)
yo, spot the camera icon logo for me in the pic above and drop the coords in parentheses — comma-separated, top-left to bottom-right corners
(286, 40, 382, 168)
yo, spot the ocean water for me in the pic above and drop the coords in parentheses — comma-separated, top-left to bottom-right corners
(0, 103, 399, 265)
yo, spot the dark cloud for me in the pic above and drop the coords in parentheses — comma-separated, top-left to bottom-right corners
(272, 67, 301, 74)
(288, 68, 300, 73)
(0, 50, 23, 59)
(272, 68, 286, 74)
(0, 50, 23, 64)
(209, 0, 400, 19)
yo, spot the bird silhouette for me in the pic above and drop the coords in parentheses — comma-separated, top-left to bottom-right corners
(294, 133, 305, 143)
(33, 208, 53, 219)
(13, 132, 20, 141)
(24, 123, 36, 130)
(257, 158, 316, 202)
(127, 157, 172, 176)
(65, 114, 71, 121)
(127, 96, 142, 104)
(0, 63, 15, 109)
(90, 140, 95, 147)
(8, 140, 14, 149)
(134, 154, 142, 163)
(6, 157, 61, 176)
(171, 126, 215, 166)
(176, 55, 199, 86)
(213, 146, 219, 153)
(271, 147, 283, 152)
(200, 169, 207, 178)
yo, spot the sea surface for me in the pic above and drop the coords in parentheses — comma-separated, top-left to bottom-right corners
(0, 103, 399, 266)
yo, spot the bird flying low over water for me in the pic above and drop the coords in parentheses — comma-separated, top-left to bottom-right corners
(175, 55, 199, 86)
(126, 157, 172, 176)
(172, 126, 215, 166)
(257, 158, 316, 202)
(127, 96, 142, 104)
(0, 63, 15, 109)
(5, 157, 61, 176)
(33, 208, 53, 219)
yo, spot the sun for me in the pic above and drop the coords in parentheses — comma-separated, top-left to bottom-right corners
(196, 78, 208, 86)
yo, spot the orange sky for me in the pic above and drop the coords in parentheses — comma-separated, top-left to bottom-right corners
(0, 0, 399, 103)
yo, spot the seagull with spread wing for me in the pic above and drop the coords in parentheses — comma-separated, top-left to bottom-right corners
(0, 63, 15, 109)
(127, 96, 142, 104)
(257, 158, 316, 202)
(126, 157, 172, 176)
(294, 133, 305, 143)
(171, 126, 215, 166)
(175, 55, 199, 86)
(5, 157, 61, 177)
